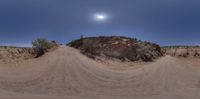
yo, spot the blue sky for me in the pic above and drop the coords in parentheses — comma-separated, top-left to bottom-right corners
(0, 0, 200, 47)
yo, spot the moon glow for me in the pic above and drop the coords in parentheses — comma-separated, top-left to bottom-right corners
(96, 15, 105, 20)
(93, 13, 108, 22)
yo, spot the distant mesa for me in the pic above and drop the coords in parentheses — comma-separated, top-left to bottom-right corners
(68, 36, 163, 62)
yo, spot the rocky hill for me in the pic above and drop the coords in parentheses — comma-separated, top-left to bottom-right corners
(68, 36, 163, 62)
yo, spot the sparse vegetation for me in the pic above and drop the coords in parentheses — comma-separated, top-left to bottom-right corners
(0, 47, 34, 63)
(0, 46, 23, 49)
(0, 46, 7, 48)
(163, 46, 200, 58)
(162, 45, 200, 49)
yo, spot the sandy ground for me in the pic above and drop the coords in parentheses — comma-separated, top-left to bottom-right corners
(0, 46, 200, 99)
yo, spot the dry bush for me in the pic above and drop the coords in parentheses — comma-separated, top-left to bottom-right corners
(32, 38, 56, 58)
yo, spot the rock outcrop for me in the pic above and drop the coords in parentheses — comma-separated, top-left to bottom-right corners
(68, 36, 163, 62)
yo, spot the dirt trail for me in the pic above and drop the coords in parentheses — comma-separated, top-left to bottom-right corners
(0, 46, 200, 99)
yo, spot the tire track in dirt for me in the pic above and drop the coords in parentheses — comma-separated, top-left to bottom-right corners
(0, 46, 200, 99)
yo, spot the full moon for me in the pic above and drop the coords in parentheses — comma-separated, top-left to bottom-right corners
(93, 13, 108, 21)
(96, 15, 105, 20)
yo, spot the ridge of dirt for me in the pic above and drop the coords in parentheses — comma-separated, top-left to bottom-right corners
(0, 47, 34, 64)
(163, 47, 200, 58)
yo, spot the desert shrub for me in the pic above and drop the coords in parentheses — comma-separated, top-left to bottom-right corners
(194, 50, 200, 57)
(32, 38, 51, 50)
(67, 39, 83, 48)
(0, 46, 8, 49)
(32, 38, 51, 58)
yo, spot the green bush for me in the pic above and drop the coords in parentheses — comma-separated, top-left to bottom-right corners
(32, 38, 51, 51)
(32, 38, 51, 58)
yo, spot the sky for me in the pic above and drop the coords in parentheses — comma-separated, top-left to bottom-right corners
(0, 0, 200, 47)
